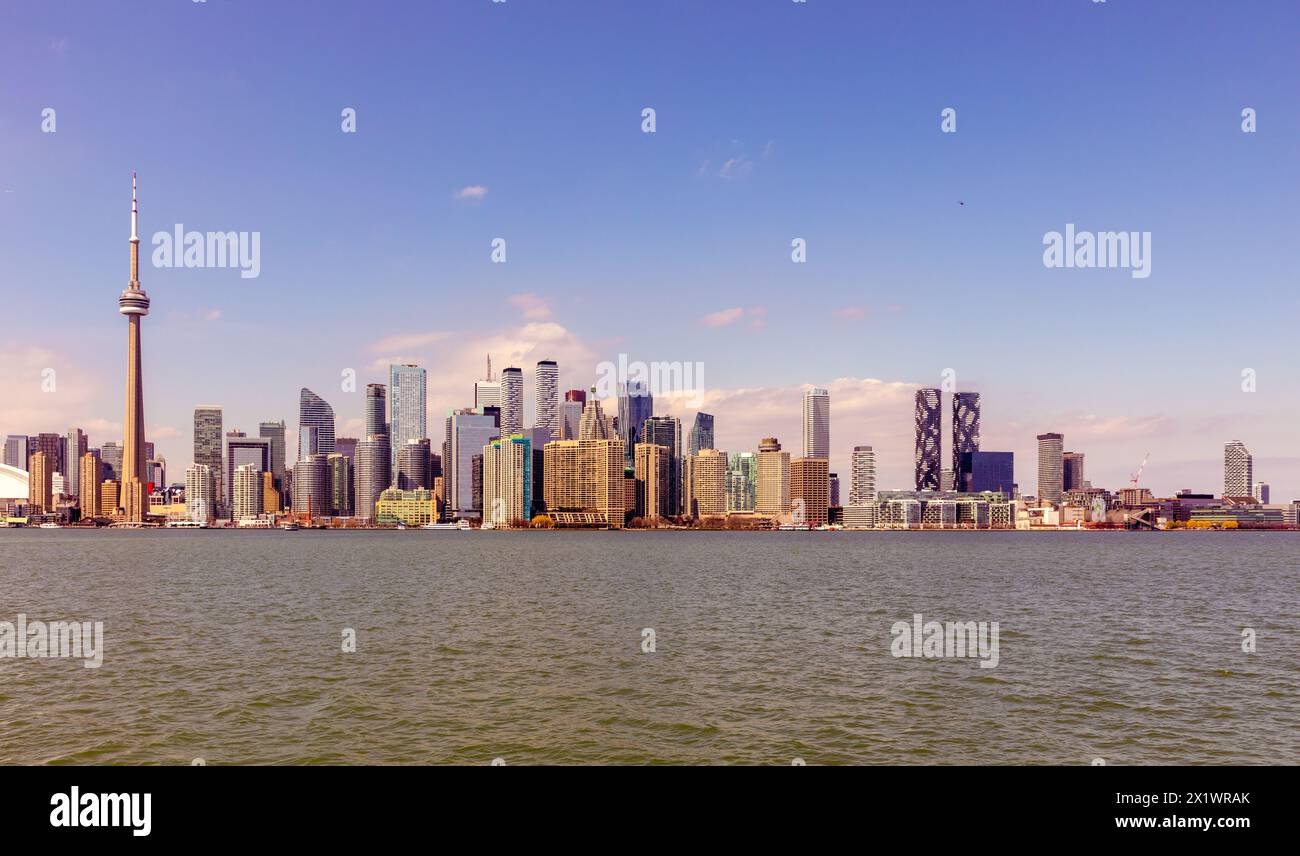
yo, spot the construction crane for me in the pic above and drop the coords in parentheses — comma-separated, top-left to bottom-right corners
(1130, 452, 1150, 487)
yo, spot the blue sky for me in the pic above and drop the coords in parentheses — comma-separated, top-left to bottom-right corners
(3, 0, 1298, 496)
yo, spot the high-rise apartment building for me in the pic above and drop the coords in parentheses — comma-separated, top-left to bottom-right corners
(100, 480, 120, 517)
(802, 387, 830, 460)
(389, 364, 427, 472)
(726, 451, 757, 512)
(365, 383, 388, 439)
(791, 457, 830, 526)
(1253, 482, 1270, 504)
(850, 445, 876, 504)
(193, 405, 223, 504)
(542, 438, 625, 527)
(1224, 441, 1253, 498)
(500, 367, 524, 436)
(756, 437, 791, 516)
(686, 449, 727, 517)
(232, 463, 262, 521)
(1036, 433, 1064, 503)
(353, 436, 391, 520)
(292, 454, 330, 517)
(78, 453, 102, 518)
(634, 442, 670, 520)
(952, 392, 980, 490)
(483, 434, 532, 526)
(185, 464, 215, 522)
(395, 438, 431, 490)
(28, 451, 52, 513)
(298, 388, 335, 458)
(534, 361, 559, 440)
(914, 389, 941, 491)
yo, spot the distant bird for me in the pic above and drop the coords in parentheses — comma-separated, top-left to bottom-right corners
(958, 200, 965, 206)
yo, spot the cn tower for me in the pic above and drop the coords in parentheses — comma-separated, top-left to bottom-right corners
(118, 172, 150, 518)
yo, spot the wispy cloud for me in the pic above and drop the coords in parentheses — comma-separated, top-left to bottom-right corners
(367, 331, 453, 353)
(507, 292, 552, 320)
(454, 185, 489, 202)
(833, 306, 868, 322)
(701, 307, 744, 328)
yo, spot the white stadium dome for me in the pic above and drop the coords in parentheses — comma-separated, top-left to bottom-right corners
(0, 464, 29, 500)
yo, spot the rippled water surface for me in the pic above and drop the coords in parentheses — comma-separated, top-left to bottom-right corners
(1, 530, 1296, 765)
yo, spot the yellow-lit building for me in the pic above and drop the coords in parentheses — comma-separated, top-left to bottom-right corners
(262, 470, 279, 514)
(543, 438, 624, 528)
(634, 442, 669, 520)
(375, 488, 438, 526)
(100, 480, 120, 517)
(28, 451, 53, 513)
(756, 437, 790, 516)
(79, 453, 102, 518)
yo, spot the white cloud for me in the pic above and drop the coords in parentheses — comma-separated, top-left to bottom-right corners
(454, 185, 489, 202)
(701, 307, 744, 328)
(507, 292, 552, 320)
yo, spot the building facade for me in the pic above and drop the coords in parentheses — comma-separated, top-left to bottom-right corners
(914, 388, 941, 491)
(802, 387, 830, 460)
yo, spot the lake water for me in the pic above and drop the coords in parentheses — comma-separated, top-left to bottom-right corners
(0, 530, 1295, 765)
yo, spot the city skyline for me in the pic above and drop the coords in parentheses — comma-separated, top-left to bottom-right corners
(4, 2, 1299, 497)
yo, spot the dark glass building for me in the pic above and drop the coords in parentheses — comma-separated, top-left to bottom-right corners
(960, 451, 1014, 495)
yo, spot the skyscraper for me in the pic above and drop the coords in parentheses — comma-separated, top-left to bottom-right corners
(534, 360, 559, 440)
(193, 406, 223, 505)
(914, 388, 941, 491)
(951, 392, 980, 490)
(500, 366, 524, 435)
(961, 451, 1015, 495)
(259, 421, 287, 492)
(578, 391, 613, 441)
(389, 364, 427, 471)
(802, 387, 830, 460)
(1224, 441, 1253, 498)
(618, 380, 653, 466)
(688, 412, 715, 457)
(3, 436, 29, 471)
(365, 383, 388, 439)
(560, 389, 586, 440)
(327, 452, 352, 516)
(850, 445, 876, 504)
(33, 433, 64, 476)
(100, 441, 122, 485)
(1036, 433, 1064, 503)
(449, 409, 500, 518)
(1062, 451, 1085, 492)
(474, 356, 502, 411)
(298, 388, 335, 458)
(232, 464, 262, 521)
(353, 436, 391, 520)
(118, 173, 151, 520)
(725, 451, 757, 512)
(65, 428, 88, 500)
